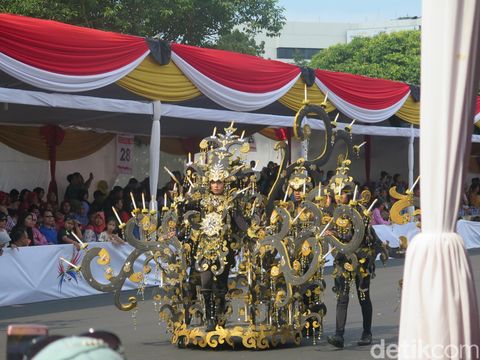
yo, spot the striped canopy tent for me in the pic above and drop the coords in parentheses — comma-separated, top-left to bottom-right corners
(1, 13, 480, 199)
(2, 13, 480, 139)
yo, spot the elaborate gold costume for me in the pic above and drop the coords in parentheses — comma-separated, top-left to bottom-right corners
(77, 103, 392, 349)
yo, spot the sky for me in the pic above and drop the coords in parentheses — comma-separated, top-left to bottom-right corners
(277, 0, 421, 23)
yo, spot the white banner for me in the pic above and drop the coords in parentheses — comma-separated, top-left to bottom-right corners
(116, 134, 134, 174)
(0, 243, 159, 307)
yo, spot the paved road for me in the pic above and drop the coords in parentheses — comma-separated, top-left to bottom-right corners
(1, 251, 480, 360)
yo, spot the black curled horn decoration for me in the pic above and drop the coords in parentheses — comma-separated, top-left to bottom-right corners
(265, 104, 355, 220)
(81, 246, 143, 311)
(255, 206, 322, 308)
(294, 104, 354, 171)
(265, 141, 289, 219)
(81, 211, 186, 311)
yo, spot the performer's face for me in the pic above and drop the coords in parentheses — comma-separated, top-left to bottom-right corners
(293, 190, 302, 202)
(336, 192, 349, 204)
(210, 180, 225, 195)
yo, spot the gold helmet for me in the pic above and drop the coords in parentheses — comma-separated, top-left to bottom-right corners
(196, 122, 250, 184)
(288, 165, 312, 191)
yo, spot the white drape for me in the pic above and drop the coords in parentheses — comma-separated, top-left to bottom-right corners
(0, 51, 150, 93)
(314, 78, 411, 123)
(398, 1, 480, 359)
(171, 52, 300, 112)
(149, 101, 161, 211)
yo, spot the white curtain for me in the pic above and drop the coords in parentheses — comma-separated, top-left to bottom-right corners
(398, 1, 480, 359)
(149, 101, 161, 211)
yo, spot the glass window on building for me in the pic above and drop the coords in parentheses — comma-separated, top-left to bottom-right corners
(276, 47, 323, 59)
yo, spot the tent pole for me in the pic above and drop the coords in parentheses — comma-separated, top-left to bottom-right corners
(149, 100, 161, 212)
(408, 124, 415, 219)
(408, 124, 414, 189)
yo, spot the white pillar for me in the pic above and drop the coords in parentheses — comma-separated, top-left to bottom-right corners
(149, 100, 161, 211)
(408, 124, 414, 189)
(408, 124, 415, 219)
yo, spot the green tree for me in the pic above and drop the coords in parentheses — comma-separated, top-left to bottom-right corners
(309, 30, 420, 85)
(0, 0, 285, 48)
(216, 29, 265, 56)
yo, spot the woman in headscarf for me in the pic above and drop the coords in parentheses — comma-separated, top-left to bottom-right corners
(83, 211, 106, 243)
(74, 198, 90, 230)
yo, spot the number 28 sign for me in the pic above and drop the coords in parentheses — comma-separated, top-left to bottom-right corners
(116, 135, 134, 174)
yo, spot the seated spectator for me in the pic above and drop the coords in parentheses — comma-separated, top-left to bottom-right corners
(18, 189, 32, 214)
(26, 191, 40, 207)
(74, 197, 89, 229)
(370, 200, 390, 225)
(58, 215, 83, 251)
(54, 210, 65, 230)
(468, 183, 480, 207)
(103, 186, 124, 214)
(19, 188, 29, 204)
(46, 192, 59, 212)
(99, 217, 125, 245)
(40, 201, 54, 214)
(39, 210, 58, 244)
(33, 187, 46, 206)
(5, 208, 17, 232)
(107, 199, 129, 224)
(29, 203, 41, 220)
(90, 190, 105, 213)
(60, 200, 73, 217)
(32, 213, 48, 245)
(10, 227, 31, 247)
(96, 180, 109, 201)
(8, 189, 20, 210)
(0, 191, 8, 214)
(0, 212, 11, 255)
(83, 211, 105, 243)
(18, 212, 49, 246)
(392, 173, 406, 193)
(11, 213, 32, 246)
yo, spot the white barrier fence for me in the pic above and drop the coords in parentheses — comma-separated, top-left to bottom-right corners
(0, 242, 153, 307)
(1, 221, 479, 307)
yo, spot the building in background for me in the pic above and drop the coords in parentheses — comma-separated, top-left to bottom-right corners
(256, 17, 421, 63)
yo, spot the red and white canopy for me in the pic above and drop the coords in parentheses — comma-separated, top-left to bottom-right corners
(1, 13, 480, 126)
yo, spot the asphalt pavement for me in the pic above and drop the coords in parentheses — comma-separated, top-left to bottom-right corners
(1, 251, 480, 360)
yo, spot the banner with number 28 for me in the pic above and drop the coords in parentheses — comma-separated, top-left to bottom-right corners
(116, 135, 134, 174)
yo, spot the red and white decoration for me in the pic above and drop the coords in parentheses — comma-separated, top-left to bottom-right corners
(0, 13, 149, 92)
(2, 13, 480, 123)
(315, 69, 411, 123)
(171, 44, 301, 112)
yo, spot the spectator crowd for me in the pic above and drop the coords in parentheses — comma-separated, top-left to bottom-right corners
(3, 165, 477, 255)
